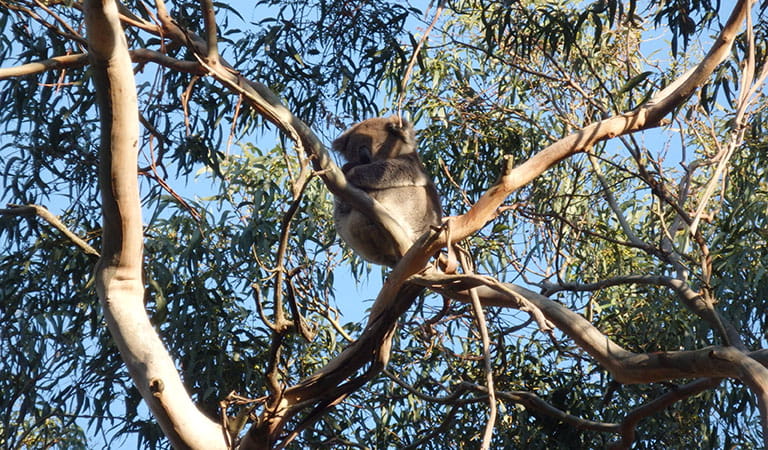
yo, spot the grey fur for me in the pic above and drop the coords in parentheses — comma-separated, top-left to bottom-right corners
(332, 116, 442, 266)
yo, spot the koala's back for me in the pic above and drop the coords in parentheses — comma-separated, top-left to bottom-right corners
(335, 185, 440, 266)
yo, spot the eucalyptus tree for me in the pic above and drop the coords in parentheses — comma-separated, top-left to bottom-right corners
(0, 0, 766, 448)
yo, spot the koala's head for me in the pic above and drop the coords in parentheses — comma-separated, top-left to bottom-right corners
(332, 116, 416, 164)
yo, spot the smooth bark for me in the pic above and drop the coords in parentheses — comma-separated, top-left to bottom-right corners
(85, 0, 227, 448)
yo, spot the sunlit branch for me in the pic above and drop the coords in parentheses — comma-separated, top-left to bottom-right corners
(85, 0, 226, 446)
(457, 252, 496, 450)
(0, 49, 203, 80)
(427, 0, 752, 254)
(0, 54, 88, 79)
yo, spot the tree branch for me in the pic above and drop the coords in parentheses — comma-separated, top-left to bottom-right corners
(430, 0, 752, 251)
(0, 54, 89, 79)
(457, 252, 496, 449)
(198, 0, 219, 65)
(0, 204, 99, 257)
(0, 49, 203, 80)
(85, 0, 226, 447)
(426, 278, 768, 385)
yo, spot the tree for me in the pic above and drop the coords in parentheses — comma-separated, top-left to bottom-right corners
(0, 0, 766, 448)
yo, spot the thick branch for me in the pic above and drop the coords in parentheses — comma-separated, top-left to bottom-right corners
(85, 0, 226, 448)
(428, 279, 768, 384)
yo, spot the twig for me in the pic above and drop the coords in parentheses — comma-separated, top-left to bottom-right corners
(586, 151, 643, 246)
(457, 251, 496, 449)
(397, 1, 444, 116)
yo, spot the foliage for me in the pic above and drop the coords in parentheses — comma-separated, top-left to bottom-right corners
(0, 0, 767, 448)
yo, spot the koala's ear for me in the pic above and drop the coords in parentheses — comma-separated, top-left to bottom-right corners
(331, 132, 348, 153)
(386, 116, 416, 147)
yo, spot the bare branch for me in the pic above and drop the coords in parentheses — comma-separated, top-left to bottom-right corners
(85, 0, 226, 447)
(198, 0, 219, 65)
(0, 204, 99, 257)
(0, 49, 203, 81)
(457, 252, 496, 449)
(0, 54, 89, 79)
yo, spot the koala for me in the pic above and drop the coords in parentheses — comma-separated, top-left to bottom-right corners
(332, 116, 442, 266)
